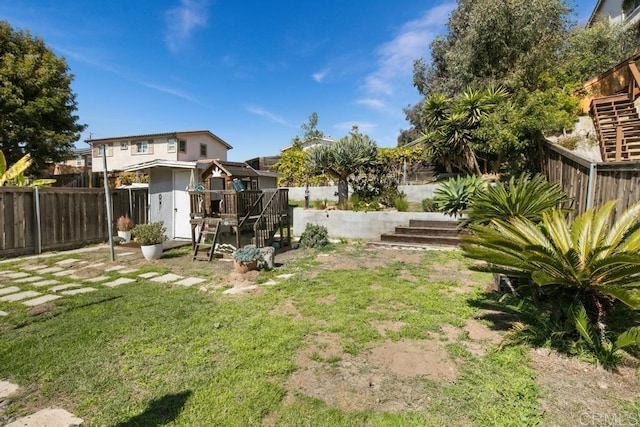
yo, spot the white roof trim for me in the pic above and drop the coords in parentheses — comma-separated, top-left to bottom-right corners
(123, 159, 200, 172)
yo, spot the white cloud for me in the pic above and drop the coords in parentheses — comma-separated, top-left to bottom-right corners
(360, 3, 455, 99)
(165, 0, 210, 53)
(246, 106, 294, 127)
(312, 68, 330, 83)
(356, 98, 386, 110)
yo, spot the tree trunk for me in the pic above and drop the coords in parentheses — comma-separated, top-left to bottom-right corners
(337, 179, 348, 207)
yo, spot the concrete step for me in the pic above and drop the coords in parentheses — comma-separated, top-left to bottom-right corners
(408, 219, 459, 229)
(395, 226, 462, 237)
(380, 233, 462, 246)
(366, 241, 459, 251)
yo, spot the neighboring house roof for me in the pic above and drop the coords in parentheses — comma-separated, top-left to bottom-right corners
(281, 137, 336, 152)
(123, 159, 201, 172)
(85, 130, 233, 149)
(72, 148, 92, 156)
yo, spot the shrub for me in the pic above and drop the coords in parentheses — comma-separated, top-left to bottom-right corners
(133, 221, 167, 246)
(421, 198, 439, 212)
(233, 247, 263, 264)
(464, 173, 571, 226)
(117, 215, 134, 231)
(394, 196, 409, 212)
(434, 175, 487, 217)
(299, 223, 329, 248)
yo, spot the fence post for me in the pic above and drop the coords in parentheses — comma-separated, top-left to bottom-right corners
(33, 186, 42, 254)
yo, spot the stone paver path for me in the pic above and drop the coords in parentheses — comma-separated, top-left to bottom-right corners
(6, 408, 83, 427)
(0, 291, 41, 302)
(0, 256, 210, 318)
(150, 273, 183, 283)
(23, 295, 61, 307)
(103, 278, 136, 288)
(0, 287, 20, 296)
(31, 279, 60, 288)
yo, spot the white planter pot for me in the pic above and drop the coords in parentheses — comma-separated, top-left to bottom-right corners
(117, 230, 132, 243)
(140, 243, 163, 260)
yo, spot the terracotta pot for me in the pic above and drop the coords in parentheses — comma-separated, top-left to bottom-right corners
(140, 243, 163, 260)
(233, 260, 257, 274)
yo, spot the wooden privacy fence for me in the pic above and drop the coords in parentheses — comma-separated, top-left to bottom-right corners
(0, 187, 148, 257)
(543, 143, 640, 223)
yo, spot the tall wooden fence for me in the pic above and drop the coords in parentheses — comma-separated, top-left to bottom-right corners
(543, 143, 640, 223)
(0, 187, 148, 258)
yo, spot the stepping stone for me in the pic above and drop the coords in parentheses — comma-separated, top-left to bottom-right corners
(0, 270, 16, 276)
(85, 276, 110, 283)
(56, 259, 79, 266)
(117, 251, 136, 257)
(4, 272, 30, 279)
(81, 262, 104, 269)
(223, 285, 259, 295)
(0, 310, 7, 316)
(0, 380, 19, 398)
(75, 260, 89, 266)
(150, 273, 183, 283)
(103, 278, 136, 288)
(139, 272, 161, 279)
(5, 408, 83, 426)
(49, 284, 82, 292)
(276, 273, 295, 280)
(104, 265, 126, 272)
(119, 268, 139, 274)
(20, 265, 49, 271)
(61, 287, 97, 295)
(38, 266, 64, 274)
(0, 287, 20, 296)
(53, 269, 77, 277)
(14, 276, 43, 283)
(23, 295, 62, 307)
(175, 277, 206, 287)
(31, 279, 61, 288)
(263, 279, 278, 286)
(0, 291, 41, 302)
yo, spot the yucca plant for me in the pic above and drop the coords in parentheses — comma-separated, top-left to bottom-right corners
(433, 175, 487, 217)
(462, 200, 640, 363)
(463, 173, 572, 226)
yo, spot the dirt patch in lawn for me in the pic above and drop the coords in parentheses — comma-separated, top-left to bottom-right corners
(531, 348, 640, 426)
(285, 333, 458, 413)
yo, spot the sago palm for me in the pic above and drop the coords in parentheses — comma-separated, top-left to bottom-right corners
(462, 200, 640, 343)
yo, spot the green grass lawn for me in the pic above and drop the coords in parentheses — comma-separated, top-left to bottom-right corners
(0, 244, 634, 426)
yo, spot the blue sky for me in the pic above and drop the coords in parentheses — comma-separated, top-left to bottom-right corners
(2, 0, 596, 161)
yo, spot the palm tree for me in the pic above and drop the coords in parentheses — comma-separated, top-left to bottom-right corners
(307, 128, 378, 206)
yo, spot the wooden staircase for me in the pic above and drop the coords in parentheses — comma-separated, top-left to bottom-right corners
(591, 93, 640, 162)
(252, 189, 291, 248)
(370, 219, 465, 249)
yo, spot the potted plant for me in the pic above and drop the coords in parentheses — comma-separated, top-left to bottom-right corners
(232, 246, 263, 273)
(132, 221, 167, 260)
(116, 215, 134, 243)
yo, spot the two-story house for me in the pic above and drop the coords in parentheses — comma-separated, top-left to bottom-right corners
(588, 0, 640, 28)
(86, 130, 232, 173)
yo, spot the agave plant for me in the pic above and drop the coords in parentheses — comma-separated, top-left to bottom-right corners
(461, 200, 640, 360)
(463, 173, 572, 226)
(433, 175, 487, 217)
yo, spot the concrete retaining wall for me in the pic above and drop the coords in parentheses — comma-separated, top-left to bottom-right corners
(286, 184, 438, 203)
(293, 208, 452, 239)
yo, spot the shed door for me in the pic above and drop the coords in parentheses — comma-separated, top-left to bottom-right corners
(173, 170, 191, 239)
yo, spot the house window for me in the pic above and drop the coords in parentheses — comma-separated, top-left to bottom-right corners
(167, 138, 176, 153)
(121, 141, 129, 150)
(87, 156, 92, 167)
(200, 143, 207, 157)
(75, 155, 82, 167)
(136, 140, 149, 154)
(179, 139, 186, 153)
(98, 145, 105, 156)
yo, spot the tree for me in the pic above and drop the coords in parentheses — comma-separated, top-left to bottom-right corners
(307, 127, 377, 206)
(272, 113, 327, 187)
(0, 21, 86, 173)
